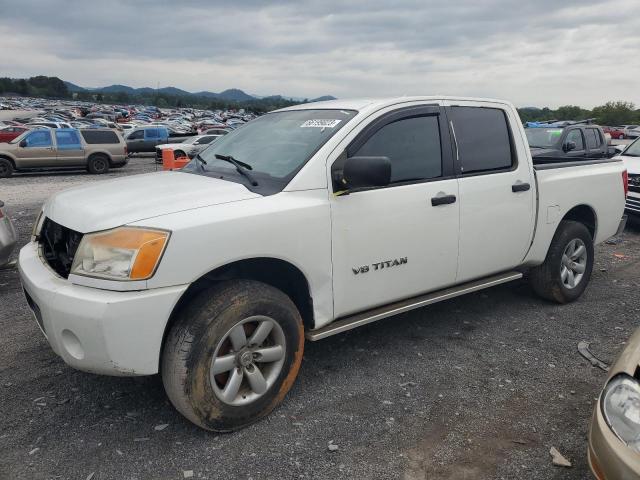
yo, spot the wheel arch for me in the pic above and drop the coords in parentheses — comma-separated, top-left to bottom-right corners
(0, 154, 17, 168)
(87, 150, 112, 163)
(560, 204, 597, 239)
(159, 257, 315, 369)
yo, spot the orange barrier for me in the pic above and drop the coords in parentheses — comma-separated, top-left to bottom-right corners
(162, 148, 191, 170)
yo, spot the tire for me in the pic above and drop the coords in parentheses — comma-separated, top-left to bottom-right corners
(87, 154, 110, 174)
(0, 158, 13, 178)
(529, 220, 594, 303)
(161, 280, 305, 431)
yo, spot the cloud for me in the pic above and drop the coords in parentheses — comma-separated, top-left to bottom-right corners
(0, 0, 637, 107)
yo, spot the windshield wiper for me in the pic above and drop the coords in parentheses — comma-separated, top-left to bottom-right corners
(195, 153, 207, 171)
(215, 153, 258, 186)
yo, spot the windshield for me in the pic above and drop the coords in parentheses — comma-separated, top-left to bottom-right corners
(622, 137, 640, 157)
(183, 109, 356, 194)
(525, 128, 563, 148)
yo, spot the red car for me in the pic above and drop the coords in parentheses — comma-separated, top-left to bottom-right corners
(0, 125, 29, 143)
(603, 126, 625, 139)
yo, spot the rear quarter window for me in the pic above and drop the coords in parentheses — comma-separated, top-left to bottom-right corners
(81, 130, 121, 144)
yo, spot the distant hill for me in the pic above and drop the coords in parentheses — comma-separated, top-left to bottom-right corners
(63, 81, 86, 92)
(63, 80, 334, 103)
(310, 95, 337, 102)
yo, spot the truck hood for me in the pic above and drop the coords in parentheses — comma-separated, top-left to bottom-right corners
(43, 171, 260, 233)
(0, 142, 17, 152)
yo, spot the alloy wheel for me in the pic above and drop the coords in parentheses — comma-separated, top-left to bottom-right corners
(560, 238, 587, 289)
(210, 315, 286, 406)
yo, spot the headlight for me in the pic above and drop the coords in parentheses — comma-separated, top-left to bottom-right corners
(31, 210, 44, 241)
(602, 374, 640, 452)
(70, 227, 169, 281)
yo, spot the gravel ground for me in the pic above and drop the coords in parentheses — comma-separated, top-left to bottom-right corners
(1, 158, 639, 479)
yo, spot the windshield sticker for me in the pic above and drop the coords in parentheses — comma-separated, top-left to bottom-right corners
(300, 119, 342, 128)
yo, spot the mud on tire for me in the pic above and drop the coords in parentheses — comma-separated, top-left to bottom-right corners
(161, 280, 305, 431)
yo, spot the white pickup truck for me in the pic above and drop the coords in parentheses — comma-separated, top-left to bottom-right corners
(19, 97, 627, 431)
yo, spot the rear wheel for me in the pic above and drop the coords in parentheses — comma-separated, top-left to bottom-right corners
(161, 280, 305, 431)
(87, 154, 110, 174)
(529, 220, 594, 303)
(0, 158, 13, 178)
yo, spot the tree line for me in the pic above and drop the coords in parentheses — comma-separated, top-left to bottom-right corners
(518, 102, 640, 126)
(2, 76, 640, 123)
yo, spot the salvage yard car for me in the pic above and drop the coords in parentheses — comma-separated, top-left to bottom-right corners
(614, 137, 640, 218)
(588, 328, 640, 478)
(18, 97, 627, 432)
(154, 134, 220, 163)
(0, 128, 127, 177)
(525, 124, 611, 161)
(126, 126, 195, 154)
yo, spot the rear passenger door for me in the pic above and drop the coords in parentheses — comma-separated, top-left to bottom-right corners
(585, 127, 605, 158)
(55, 130, 84, 166)
(445, 102, 536, 283)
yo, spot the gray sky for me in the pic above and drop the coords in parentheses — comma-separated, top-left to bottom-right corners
(0, 0, 637, 108)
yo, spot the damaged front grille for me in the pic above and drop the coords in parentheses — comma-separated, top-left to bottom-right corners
(38, 218, 83, 278)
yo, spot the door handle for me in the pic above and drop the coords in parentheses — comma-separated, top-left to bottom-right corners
(512, 182, 530, 192)
(431, 194, 457, 206)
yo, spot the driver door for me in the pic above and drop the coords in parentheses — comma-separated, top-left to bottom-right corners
(330, 105, 460, 318)
(563, 129, 586, 159)
(13, 130, 57, 167)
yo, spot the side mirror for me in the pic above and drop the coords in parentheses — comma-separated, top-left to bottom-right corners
(343, 156, 391, 189)
(19, 140, 27, 148)
(563, 141, 576, 152)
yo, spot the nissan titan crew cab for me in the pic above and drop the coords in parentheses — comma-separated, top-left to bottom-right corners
(19, 97, 628, 431)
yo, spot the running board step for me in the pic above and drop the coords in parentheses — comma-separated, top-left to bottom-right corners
(306, 271, 523, 341)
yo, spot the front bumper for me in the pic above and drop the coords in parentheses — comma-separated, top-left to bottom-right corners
(18, 242, 188, 376)
(588, 401, 640, 479)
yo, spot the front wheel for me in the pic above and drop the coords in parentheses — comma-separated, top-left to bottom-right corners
(529, 220, 594, 303)
(0, 158, 13, 178)
(161, 280, 305, 431)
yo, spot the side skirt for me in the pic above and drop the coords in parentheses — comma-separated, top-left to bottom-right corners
(306, 271, 523, 341)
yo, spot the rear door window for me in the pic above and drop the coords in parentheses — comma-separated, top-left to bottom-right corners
(449, 107, 514, 174)
(55, 130, 81, 149)
(586, 128, 600, 149)
(353, 115, 442, 183)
